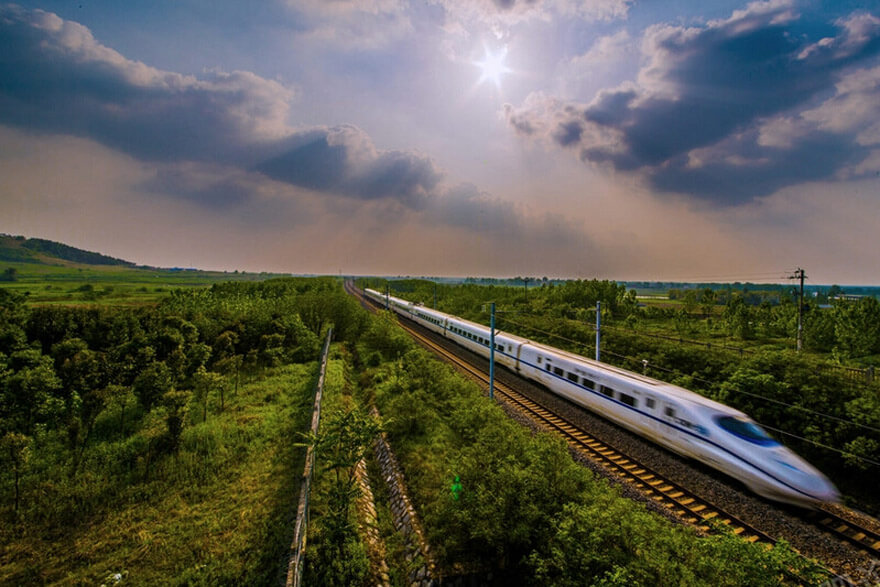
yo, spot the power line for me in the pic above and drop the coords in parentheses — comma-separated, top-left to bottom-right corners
(399, 292, 880, 468)
(759, 423, 880, 469)
(495, 314, 880, 441)
(634, 271, 793, 283)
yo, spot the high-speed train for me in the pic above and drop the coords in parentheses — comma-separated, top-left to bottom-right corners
(364, 287, 839, 508)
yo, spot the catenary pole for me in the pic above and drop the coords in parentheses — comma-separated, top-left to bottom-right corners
(489, 302, 495, 400)
(790, 268, 806, 352)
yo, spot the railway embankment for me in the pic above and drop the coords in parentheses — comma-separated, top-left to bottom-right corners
(344, 284, 831, 585)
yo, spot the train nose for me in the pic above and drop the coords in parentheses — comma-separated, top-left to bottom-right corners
(774, 455, 840, 504)
(808, 477, 841, 504)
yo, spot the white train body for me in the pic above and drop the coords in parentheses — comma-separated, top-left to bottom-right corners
(364, 288, 840, 508)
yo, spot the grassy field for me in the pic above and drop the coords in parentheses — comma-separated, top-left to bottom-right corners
(0, 362, 317, 585)
(0, 260, 288, 306)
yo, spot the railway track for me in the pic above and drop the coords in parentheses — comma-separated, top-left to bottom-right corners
(347, 282, 775, 543)
(347, 281, 880, 578)
(395, 311, 778, 545)
(809, 508, 880, 560)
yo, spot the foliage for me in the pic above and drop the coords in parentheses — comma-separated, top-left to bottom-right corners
(356, 316, 828, 584)
(368, 279, 880, 513)
(0, 277, 362, 583)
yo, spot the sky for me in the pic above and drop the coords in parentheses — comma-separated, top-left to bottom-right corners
(1, 0, 879, 284)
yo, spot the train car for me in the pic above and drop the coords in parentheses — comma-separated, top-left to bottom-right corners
(361, 287, 839, 507)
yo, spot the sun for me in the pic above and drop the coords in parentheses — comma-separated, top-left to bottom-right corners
(474, 46, 511, 89)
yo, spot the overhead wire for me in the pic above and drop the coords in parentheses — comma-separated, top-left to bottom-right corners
(493, 312, 880, 465)
(759, 424, 880, 469)
(397, 290, 880, 468)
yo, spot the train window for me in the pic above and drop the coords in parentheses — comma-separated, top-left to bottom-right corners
(566, 372, 578, 383)
(553, 366, 564, 376)
(545, 363, 552, 372)
(665, 407, 675, 418)
(618, 393, 637, 407)
(715, 416, 780, 446)
(582, 378, 595, 389)
(600, 385, 614, 397)
(537, 356, 542, 364)
(646, 398, 656, 409)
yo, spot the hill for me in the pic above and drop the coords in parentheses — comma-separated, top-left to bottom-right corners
(0, 234, 136, 267)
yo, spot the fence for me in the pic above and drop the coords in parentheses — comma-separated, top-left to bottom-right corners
(286, 327, 333, 587)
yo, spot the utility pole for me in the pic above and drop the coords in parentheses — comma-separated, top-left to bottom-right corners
(489, 302, 495, 400)
(595, 301, 601, 362)
(789, 268, 806, 352)
(433, 282, 437, 310)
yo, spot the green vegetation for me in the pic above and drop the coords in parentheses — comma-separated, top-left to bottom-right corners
(363, 278, 880, 514)
(303, 350, 378, 586)
(0, 233, 292, 306)
(345, 307, 828, 585)
(0, 277, 368, 583)
(0, 265, 842, 584)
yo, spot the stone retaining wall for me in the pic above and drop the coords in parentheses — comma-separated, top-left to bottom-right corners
(370, 406, 438, 587)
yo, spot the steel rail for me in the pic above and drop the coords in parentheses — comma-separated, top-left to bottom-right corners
(393, 313, 776, 545)
(349, 282, 878, 572)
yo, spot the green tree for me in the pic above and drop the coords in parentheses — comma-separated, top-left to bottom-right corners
(192, 366, 224, 422)
(681, 290, 699, 316)
(133, 361, 173, 411)
(306, 407, 380, 586)
(723, 296, 753, 340)
(1, 431, 30, 517)
(699, 288, 717, 318)
(0, 289, 27, 353)
(1, 349, 63, 435)
(833, 297, 880, 358)
(160, 389, 190, 453)
(105, 384, 132, 439)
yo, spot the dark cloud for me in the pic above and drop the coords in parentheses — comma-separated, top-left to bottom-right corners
(0, 6, 293, 164)
(257, 126, 442, 208)
(504, 2, 880, 204)
(428, 183, 522, 234)
(0, 5, 442, 209)
(425, 183, 585, 251)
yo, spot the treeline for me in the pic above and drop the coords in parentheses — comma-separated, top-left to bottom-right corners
(367, 278, 880, 512)
(0, 278, 366, 530)
(666, 287, 880, 359)
(369, 278, 880, 362)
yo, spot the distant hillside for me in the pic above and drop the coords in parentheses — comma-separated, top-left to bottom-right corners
(0, 234, 136, 267)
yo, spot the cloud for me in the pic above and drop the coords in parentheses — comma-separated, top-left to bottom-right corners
(0, 5, 444, 209)
(0, 5, 294, 163)
(257, 125, 442, 208)
(503, 0, 880, 204)
(284, 0, 414, 50)
(0, 3, 584, 250)
(433, 0, 630, 39)
(567, 30, 632, 68)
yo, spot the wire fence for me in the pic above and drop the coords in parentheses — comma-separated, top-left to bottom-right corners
(286, 327, 333, 587)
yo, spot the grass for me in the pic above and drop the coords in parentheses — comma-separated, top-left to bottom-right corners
(0, 260, 288, 306)
(0, 362, 318, 585)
